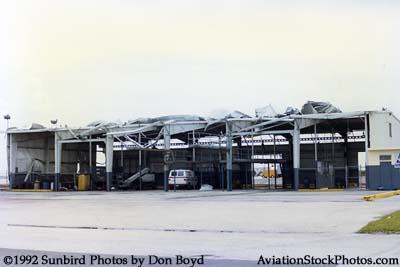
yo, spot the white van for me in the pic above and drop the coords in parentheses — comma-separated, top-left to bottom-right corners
(168, 169, 198, 189)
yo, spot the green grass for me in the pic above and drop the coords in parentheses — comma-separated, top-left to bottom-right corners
(359, 211, 400, 234)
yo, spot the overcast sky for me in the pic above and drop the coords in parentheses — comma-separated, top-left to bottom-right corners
(0, 0, 399, 174)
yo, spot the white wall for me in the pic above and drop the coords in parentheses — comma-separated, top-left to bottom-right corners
(369, 111, 400, 150)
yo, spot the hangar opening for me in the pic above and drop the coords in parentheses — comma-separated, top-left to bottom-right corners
(5, 101, 400, 192)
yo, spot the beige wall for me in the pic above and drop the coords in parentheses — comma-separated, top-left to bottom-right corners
(367, 149, 400, 166)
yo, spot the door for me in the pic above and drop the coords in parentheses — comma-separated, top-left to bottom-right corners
(380, 162, 393, 189)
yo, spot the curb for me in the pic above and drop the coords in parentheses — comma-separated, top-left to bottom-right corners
(363, 190, 400, 201)
(11, 189, 52, 192)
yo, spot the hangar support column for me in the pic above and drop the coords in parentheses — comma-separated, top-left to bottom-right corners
(6, 133, 10, 187)
(54, 133, 62, 191)
(8, 134, 17, 189)
(45, 136, 51, 179)
(105, 135, 114, 192)
(293, 123, 300, 191)
(364, 114, 369, 189)
(89, 138, 96, 190)
(163, 126, 171, 192)
(138, 133, 142, 190)
(344, 132, 349, 189)
(226, 122, 233, 191)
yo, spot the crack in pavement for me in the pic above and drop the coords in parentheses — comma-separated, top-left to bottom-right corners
(8, 223, 326, 235)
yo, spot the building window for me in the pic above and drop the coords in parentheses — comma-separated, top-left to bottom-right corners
(389, 122, 392, 137)
(379, 155, 391, 162)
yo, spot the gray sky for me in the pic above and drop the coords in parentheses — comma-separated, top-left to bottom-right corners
(1, 0, 399, 174)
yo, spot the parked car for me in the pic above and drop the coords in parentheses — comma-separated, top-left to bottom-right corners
(168, 169, 198, 189)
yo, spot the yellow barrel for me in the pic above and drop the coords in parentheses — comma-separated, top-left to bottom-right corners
(78, 175, 90, 191)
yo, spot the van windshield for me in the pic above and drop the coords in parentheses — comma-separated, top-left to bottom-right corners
(170, 171, 177, 176)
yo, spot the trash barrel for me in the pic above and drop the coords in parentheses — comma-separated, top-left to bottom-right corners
(78, 175, 90, 191)
(42, 182, 50, 190)
(34, 181, 41, 190)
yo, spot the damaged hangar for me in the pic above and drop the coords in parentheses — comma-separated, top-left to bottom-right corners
(5, 101, 400, 191)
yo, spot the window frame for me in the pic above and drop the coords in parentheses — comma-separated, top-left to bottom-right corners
(379, 155, 392, 162)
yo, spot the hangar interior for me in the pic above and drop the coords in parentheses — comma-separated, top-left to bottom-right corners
(5, 101, 399, 191)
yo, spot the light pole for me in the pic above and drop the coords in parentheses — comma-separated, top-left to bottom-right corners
(3, 114, 11, 185)
(3, 114, 10, 129)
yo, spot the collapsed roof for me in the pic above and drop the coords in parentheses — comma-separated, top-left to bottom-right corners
(6, 101, 370, 141)
(301, 101, 342, 114)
